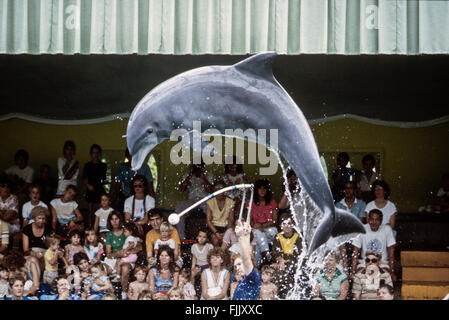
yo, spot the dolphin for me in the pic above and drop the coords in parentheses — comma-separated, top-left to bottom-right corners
(126, 52, 365, 254)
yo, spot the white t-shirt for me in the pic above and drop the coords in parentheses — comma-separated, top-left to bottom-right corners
(154, 238, 177, 252)
(352, 224, 396, 266)
(22, 201, 48, 224)
(124, 195, 155, 221)
(94, 207, 114, 233)
(123, 235, 139, 250)
(191, 243, 214, 266)
(50, 198, 78, 225)
(365, 200, 397, 226)
(56, 157, 79, 195)
(437, 187, 449, 198)
(181, 172, 214, 200)
(5, 165, 34, 183)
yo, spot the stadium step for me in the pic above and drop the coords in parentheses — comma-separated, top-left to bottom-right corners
(401, 251, 449, 300)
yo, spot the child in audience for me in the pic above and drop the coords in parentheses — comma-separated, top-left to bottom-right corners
(114, 222, 139, 280)
(6, 273, 31, 300)
(128, 265, 149, 300)
(154, 221, 179, 259)
(43, 236, 66, 285)
(50, 185, 84, 236)
(138, 290, 153, 300)
(84, 263, 113, 300)
(101, 293, 117, 300)
(168, 286, 184, 300)
(84, 229, 104, 265)
(259, 265, 278, 300)
(0, 265, 9, 299)
(377, 281, 395, 300)
(64, 230, 84, 266)
(93, 193, 114, 240)
(191, 229, 213, 282)
(178, 268, 196, 300)
(22, 184, 48, 227)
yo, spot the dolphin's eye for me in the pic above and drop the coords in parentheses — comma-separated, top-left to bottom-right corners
(147, 128, 153, 134)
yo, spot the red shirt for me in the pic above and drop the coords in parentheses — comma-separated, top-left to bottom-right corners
(246, 199, 277, 224)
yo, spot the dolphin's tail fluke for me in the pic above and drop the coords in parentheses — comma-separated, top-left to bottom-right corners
(307, 207, 366, 256)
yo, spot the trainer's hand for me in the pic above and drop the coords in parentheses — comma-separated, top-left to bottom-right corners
(235, 220, 251, 238)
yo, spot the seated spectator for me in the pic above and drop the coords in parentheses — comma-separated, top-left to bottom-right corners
(352, 252, 393, 300)
(246, 178, 278, 247)
(278, 169, 300, 216)
(103, 211, 142, 300)
(200, 247, 230, 300)
(259, 265, 278, 300)
(34, 164, 57, 206)
(335, 181, 366, 274)
(124, 175, 155, 238)
(377, 281, 395, 300)
(0, 178, 21, 248)
(83, 263, 114, 300)
(356, 154, 381, 203)
(0, 210, 10, 261)
(0, 265, 9, 299)
(56, 140, 79, 197)
(191, 229, 213, 282)
(6, 273, 32, 300)
(2, 250, 40, 297)
(178, 268, 197, 300)
(40, 275, 82, 300)
(154, 222, 180, 260)
(351, 209, 396, 282)
(127, 265, 149, 300)
(145, 211, 181, 267)
(64, 230, 85, 267)
(43, 236, 66, 285)
(365, 180, 398, 232)
(22, 206, 53, 268)
(93, 193, 114, 239)
(50, 185, 84, 237)
(111, 148, 155, 212)
(148, 245, 179, 297)
(4, 149, 34, 204)
(271, 213, 302, 299)
(433, 173, 449, 214)
(22, 184, 48, 227)
(175, 160, 214, 239)
(331, 152, 356, 202)
(313, 251, 349, 300)
(206, 179, 235, 247)
(81, 144, 107, 228)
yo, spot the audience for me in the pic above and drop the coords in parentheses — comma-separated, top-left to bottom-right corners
(56, 140, 79, 197)
(331, 152, 356, 202)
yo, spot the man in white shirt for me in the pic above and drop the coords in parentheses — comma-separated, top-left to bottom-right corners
(351, 209, 396, 282)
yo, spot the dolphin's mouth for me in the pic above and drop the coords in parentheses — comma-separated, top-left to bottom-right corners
(131, 143, 152, 171)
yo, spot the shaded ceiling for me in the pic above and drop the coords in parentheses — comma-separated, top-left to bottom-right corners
(1, 54, 448, 123)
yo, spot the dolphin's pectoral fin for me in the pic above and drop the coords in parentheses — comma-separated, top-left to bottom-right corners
(233, 52, 277, 83)
(331, 208, 366, 238)
(307, 208, 366, 256)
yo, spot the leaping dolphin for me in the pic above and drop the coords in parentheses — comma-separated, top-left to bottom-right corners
(126, 52, 365, 254)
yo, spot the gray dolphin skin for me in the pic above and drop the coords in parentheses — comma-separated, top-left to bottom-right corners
(126, 52, 365, 254)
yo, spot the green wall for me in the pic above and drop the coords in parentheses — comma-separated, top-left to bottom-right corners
(1, 118, 447, 212)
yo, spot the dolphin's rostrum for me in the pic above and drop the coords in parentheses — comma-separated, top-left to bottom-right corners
(126, 52, 365, 254)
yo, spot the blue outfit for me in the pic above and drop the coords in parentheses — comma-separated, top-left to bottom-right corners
(232, 268, 262, 300)
(6, 296, 31, 300)
(116, 162, 153, 198)
(335, 198, 366, 219)
(40, 294, 82, 300)
(153, 268, 173, 294)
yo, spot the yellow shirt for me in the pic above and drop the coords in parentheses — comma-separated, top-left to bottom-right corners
(278, 233, 299, 255)
(44, 249, 58, 272)
(206, 198, 234, 228)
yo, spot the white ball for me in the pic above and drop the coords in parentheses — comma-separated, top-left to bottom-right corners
(168, 213, 180, 225)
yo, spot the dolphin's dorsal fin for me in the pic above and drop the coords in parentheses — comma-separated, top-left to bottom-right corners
(233, 52, 277, 83)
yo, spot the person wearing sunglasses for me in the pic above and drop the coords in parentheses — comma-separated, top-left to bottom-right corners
(123, 175, 155, 238)
(352, 252, 393, 300)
